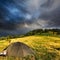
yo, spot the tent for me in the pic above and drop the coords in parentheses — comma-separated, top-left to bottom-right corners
(3, 42, 35, 58)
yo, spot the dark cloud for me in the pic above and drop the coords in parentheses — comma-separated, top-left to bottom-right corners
(40, 5, 60, 28)
(0, 0, 60, 36)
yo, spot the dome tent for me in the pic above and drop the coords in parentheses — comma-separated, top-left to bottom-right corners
(3, 42, 35, 58)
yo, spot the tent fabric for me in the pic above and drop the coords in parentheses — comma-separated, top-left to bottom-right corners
(4, 42, 35, 57)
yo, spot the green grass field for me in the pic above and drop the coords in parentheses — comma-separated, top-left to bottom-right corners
(0, 35, 60, 60)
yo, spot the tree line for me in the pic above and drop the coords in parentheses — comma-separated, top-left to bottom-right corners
(25, 29, 60, 36)
(0, 29, 60, 40)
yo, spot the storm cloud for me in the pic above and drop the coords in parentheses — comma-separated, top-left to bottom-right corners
(0, 0, 60, 35)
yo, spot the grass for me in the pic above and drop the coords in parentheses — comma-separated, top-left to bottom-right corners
(0, 35, 60, 60)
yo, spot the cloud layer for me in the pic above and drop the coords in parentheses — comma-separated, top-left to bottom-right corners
(0, 0, 60, 35)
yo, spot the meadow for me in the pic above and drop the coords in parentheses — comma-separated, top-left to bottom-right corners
(0, 35, 60, 60)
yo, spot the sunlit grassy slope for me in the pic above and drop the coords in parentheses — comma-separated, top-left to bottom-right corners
(0, 36, 60, 60)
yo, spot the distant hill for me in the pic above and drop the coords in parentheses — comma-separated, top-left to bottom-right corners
(0, 29, 60, 40)
(25, 29, 60, 36)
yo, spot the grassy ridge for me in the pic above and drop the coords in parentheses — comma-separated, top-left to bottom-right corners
(0, 36, 60, 60)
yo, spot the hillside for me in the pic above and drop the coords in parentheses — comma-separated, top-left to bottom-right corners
(0, 36, 60, 60)
(25, 29, 60, 36)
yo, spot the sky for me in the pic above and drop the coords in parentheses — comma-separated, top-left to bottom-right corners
(0, 0, 60, 36)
